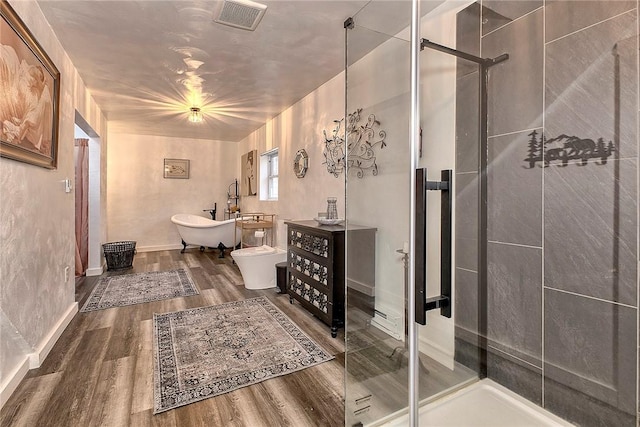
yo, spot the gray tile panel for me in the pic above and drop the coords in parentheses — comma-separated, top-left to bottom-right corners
(455, 172, 478, 242)
(455, 333, 482, 373)
(483, 9, 544, 137)
(455, 267, 479, 335)
(456, 71, 480, 174)
(544, 159, 637, 305)
(544, 288, 637, 424)
(544, 377, 636, 427)
(482, 1, 542, 36)
(455, 236, 477, 273)
(487, 242, 542, 367)
(487, 347, 542, 405)
(546, 0, 636, 43)
(487, 129, 543, 247)
(545, 10, 638, 160)
(456, 2, 481, 78)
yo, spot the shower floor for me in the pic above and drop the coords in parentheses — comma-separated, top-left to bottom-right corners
(380, 379, 573, 426)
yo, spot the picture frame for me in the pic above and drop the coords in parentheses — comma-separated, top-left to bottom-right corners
(164, 158, 190, 179)
(241, 150, 257, 196)
(0, 1, 60, 169)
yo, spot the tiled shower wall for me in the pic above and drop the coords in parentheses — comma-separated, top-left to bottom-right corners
(454, 1, 639, 425)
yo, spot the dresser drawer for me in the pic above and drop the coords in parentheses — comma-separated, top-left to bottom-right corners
(288, 227, 331, 258)
(288, 273, 331, 324)
(288, 249, 329, 287)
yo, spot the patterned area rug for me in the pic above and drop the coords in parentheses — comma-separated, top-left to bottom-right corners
(153, 296, 334, 413)
(81, 269, 198, 312)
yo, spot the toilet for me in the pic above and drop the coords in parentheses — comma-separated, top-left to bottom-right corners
(231, 245, 287, 290)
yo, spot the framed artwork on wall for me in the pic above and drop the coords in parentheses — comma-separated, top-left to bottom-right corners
(241, 149, 257, 196)
(0, 1, 60, 169)
(164, 158, 190, 179)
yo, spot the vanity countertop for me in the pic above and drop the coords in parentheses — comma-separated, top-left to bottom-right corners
(285, 219, 376, 232)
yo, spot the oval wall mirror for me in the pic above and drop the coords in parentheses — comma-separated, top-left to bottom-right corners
(293, 149, 309, 178)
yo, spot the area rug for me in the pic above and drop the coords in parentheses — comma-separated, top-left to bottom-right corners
(80, 269, 198, 312)
(153, 296, 334, 413)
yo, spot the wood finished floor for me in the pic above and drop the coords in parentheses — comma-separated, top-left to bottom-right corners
(0, 249, 346, 427)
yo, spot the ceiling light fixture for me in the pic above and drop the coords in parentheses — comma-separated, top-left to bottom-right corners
(189, 107, 203, 123)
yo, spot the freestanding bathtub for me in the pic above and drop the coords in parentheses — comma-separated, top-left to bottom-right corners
(170, 214, 239, 257)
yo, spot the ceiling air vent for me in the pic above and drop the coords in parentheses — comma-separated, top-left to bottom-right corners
(213, 0, 267, 31)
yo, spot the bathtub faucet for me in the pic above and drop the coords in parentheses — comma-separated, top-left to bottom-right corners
(202, 202, 217, 220)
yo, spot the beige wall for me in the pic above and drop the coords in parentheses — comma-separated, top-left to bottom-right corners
(106, 132, 238, 251)
(1, 0, 107, 405)
(238, 72, 346, 250)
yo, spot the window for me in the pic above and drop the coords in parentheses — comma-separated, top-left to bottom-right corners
(260, 149, 278, 200)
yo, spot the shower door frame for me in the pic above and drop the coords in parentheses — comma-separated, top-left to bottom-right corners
(408, 0, 508, 423)
(415, 37, 508, 377)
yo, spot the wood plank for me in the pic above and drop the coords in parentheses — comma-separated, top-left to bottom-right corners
(85, 356, 135, 426)
(173, 392, 240, 426)
(103, 305, 141, 361)
(130, 409, 177, 427)
(0, 372, 62, 427)
(32, 327, 112, 426)
(85, 306, 118, 331)
(187, 267, 215, 290)
(130, 320, 153, 414)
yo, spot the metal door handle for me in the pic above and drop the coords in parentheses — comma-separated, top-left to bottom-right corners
(415, 168, 452, 325)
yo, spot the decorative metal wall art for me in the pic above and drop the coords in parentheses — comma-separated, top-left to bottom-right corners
(323, 108, 387, 178)
(524, 130, 615, 168)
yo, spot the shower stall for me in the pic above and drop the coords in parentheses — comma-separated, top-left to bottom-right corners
(343, 1, 638, 426)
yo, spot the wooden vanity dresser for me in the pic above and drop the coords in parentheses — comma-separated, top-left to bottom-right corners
(285, 220, 376, 337)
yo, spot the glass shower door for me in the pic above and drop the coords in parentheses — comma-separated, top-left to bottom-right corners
(343, 11, 413, 424)
(343, 2, 479, 425)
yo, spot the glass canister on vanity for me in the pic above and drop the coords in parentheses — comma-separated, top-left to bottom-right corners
(326, 197, 338, 220)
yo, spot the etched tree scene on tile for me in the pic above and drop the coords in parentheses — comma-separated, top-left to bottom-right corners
(524, 130, 615, 168)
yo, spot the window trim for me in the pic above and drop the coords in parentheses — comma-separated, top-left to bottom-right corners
(260, 148, 278, 201)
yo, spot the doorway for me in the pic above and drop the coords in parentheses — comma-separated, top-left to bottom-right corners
(74, 114, 103, 281)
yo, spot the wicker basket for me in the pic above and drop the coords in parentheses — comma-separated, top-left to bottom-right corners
(103, 241, 136, 270)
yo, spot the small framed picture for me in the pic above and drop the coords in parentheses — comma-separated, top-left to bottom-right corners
(164, 158, 190, 179)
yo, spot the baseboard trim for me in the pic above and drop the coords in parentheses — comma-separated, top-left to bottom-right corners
(370, 315, 402, 341)
(136, 244, 183, 253)
(28, 302, 78, 369)
(85, 264, 104, 276)
(419, 334, 454, 370)
(0, 356, 30, 409)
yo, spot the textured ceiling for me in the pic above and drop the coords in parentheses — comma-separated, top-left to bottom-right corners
(38, 0, 428, 142)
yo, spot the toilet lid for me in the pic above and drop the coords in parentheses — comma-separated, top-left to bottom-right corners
(235, 245, 276, 256)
